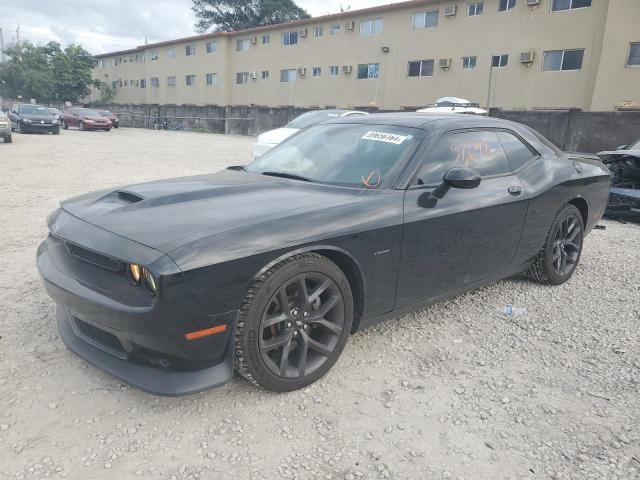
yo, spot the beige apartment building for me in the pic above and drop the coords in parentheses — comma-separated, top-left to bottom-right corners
(93, 0, 640, 111)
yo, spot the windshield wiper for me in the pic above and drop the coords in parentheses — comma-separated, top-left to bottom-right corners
(261, 171, 313, 182)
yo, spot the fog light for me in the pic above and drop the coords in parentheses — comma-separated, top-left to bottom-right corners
(142, 267, 157, 294)
(129, 263, 142, 284)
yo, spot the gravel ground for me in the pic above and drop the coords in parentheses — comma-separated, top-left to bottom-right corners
(1, 128, 639, 480)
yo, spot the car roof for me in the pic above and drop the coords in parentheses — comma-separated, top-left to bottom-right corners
(328, 112, 516, 130)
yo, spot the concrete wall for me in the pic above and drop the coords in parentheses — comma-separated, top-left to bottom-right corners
(99, 102, 640, 153)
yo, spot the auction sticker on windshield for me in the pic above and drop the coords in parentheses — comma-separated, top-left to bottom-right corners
(362, 131, 410, 145)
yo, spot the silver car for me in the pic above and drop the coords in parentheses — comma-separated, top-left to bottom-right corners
(0, 111, 12, 143)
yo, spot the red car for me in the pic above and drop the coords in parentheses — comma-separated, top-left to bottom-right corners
(97, 110, 119, 128)
(61, 108, 112, 131)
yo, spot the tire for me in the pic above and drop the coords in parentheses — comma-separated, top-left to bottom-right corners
(79, 121, 85, 131)
(529, 204, 584, 285)
(4, 135, 11, 143)
(62, 120, 68, 130)
(235, 253, 353, 392)
(52, 128, 60, 135)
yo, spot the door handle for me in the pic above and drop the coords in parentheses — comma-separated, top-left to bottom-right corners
(508, 185, 522, 196)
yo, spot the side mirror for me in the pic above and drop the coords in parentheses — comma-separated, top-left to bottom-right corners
(432, 168, 481, 199)
(616, 145, 628, 151)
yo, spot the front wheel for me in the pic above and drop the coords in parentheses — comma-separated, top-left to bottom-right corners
(529, 204, 584, 285)
(4, 135, 11, 143)
(62, 120, 68, 130)
(235, 253, 353, 392)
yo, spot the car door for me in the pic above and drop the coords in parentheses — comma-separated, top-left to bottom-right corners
(67, 109, 78, 127)
(395, 129, 529, 308)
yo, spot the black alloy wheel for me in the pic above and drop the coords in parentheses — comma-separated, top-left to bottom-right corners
(259, 273, 345, 378)
(551, 214, 582, 277)
(529, 204, 584, 285)
(235, 253, 353, 391)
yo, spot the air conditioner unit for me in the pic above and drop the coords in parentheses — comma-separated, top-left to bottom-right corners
(250, 36, 258, 45)
(297, 67, 307, 77)
(439, 58, 452, 69)
(520, 51, 535, 64)
(299, 29, 308, 37)
(443, 5, 457, 16)
(524, 0, 540, 5)
(249, 72, 258, 80)
(344, 21, 355, 31)
(342, 65, 353, 74)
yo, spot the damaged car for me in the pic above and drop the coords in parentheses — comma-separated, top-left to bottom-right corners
(597, 138, 640, 220)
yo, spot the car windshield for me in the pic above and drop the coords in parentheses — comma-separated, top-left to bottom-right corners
(48, 108, 60, 115)
(247, 124, 423, 188)
(19, 105, 51, 115)
(98, 110, 112, 116)
(286, 111, 348, 129)
(77, 108, 102, 116)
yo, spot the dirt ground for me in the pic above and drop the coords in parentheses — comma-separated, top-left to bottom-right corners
(1, 128, 639, 480)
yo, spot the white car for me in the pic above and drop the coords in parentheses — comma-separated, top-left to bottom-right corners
(252, 109, 368, 159)
(417, 97, 488, 115)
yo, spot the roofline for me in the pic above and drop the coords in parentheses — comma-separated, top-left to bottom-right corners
(94, 0, 440, 58)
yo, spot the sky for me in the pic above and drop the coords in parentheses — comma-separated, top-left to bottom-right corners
(1, 0, 393, 54)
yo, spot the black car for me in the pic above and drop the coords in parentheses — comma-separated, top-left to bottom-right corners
(597, 138, 640, 221)
(9, 104, 60, 134)
(37, 114, 610, 396)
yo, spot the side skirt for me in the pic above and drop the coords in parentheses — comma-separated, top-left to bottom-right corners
(357, 260, 534, 331)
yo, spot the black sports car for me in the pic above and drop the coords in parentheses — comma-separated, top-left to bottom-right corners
(37, 114, 610, 396)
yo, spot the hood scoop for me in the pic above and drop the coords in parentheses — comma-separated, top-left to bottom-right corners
(110, 190, 144, 204)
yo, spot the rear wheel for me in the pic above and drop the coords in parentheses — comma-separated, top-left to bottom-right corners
(62, 120, 68, 130)
(529, 204, 584, 285)
(235, 253, 353, 391)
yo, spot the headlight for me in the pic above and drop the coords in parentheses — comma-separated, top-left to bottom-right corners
(0, 122, 7, 127)
(129, 263, 142, 284)
(84, 119, 95, 124)
(23, 118, 33, 123)
(142, 267, 157, 295)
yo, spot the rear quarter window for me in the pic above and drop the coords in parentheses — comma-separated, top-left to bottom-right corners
(496, 131, 537, 171)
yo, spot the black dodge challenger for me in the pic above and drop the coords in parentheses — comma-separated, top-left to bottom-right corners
(37, 114, 610, 395)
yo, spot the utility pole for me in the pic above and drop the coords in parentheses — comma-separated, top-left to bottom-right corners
(16, 25, 20, 45)
(0, 28, 5, 62)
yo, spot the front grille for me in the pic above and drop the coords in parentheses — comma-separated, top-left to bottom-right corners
(74, 318, 126, 355)
(65, 241, 124, 273)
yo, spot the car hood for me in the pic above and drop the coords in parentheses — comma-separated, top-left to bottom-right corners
(82, 115, 110, 122)
(60, 169, 364, 253)
(597, 150, 640, 162)
(21, 114, 57, 122)
(255, 127, 299, 145)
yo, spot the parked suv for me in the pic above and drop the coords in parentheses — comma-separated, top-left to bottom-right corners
(8, 104, 61, 134)
(0, 110, 12, 143)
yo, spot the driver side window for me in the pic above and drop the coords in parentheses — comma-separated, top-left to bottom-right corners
(417, 130, 511, 186)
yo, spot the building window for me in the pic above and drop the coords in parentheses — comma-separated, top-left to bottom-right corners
(97, 60, 104, 68)
(140, 79, 146, 88)
(186, 74, 196, 86)
(280, 69, 297, 83)
(491, 54, 509, 67)
(166, 47, 176, 59)
(628, 42, 640, 66)
(236, 38, 250, 51)
(314, 26, 323, 37)
(206, 73, 218, 85)
(551, 0, 592, 12)
(408, 59, 434, 77)
(124, 80, 129, 86)
(282, 31, 298, 46)
(167, 76, 176, 87)
(331, 23, 341, 35)
(261, 70, 269, 79)
(357, 63, 379, 79)
(236, 72, 249, 84)
(462, 56, 477, 69)
(150, 77, 159, 88)
(150, 51, 158, 61)
(206, 40, 217, 53)
(185, 44, 196, 56)
(139, 53, 145, 63)
(498, 0, 516, 11)
(468, 2, 484, 16)
(543, 49, 584, 71)
(412, 10, 439, 28)
(312, 67, 322, 77)
(329, 65, 339, 76)
(260, 34, 270, 45)
(360, 18, 383, 36)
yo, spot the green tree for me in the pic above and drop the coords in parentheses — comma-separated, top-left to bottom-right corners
(192, 0, 310, 33)
(0, 41, 96, 103)
(94, 80, 117, 104)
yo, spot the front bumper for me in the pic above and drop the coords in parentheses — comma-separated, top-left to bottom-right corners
(36, 211, 236, 395)
(56, 306, 234, 396)
(22, 122, 59, 133)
